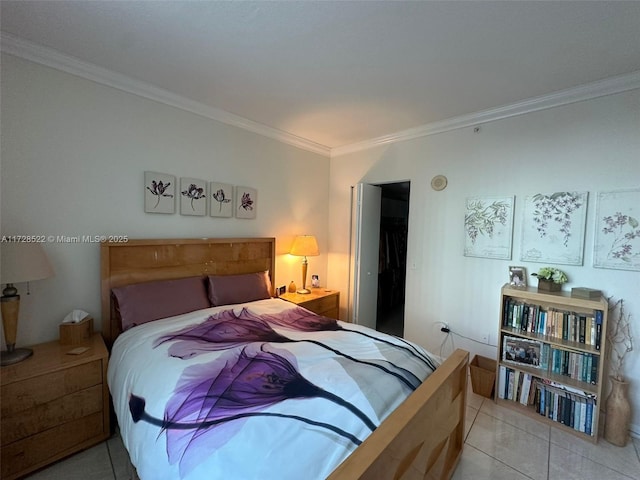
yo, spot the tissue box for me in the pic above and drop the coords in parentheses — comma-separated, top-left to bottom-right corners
(59, 316, 94, 345)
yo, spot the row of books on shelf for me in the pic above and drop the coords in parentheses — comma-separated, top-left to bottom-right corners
(502, 298, 602, 349)
(498, 366, 597, 436)
(502, 335, 599, 384)
(550, 348, 599, 384)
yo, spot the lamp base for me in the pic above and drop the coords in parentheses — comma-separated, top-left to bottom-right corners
(1, 347, 33, 366)
(296, 288, 311, 294)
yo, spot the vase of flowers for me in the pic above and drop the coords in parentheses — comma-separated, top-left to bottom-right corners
(531, 267, 567, 292)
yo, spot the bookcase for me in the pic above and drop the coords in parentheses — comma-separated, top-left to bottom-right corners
(495, 285, 608, 443)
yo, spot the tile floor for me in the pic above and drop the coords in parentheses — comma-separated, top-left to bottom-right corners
(454, 383, 640, 480)
(25, 379, 640, 480)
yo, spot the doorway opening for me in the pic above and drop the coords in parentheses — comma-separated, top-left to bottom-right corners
(376, 181, 410, 337)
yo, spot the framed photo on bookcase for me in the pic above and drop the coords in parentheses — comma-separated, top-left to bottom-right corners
(502, 336, 543, 368)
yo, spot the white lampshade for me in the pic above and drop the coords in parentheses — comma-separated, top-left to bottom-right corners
(290, 235, 319, 257)
(1, 242, 54, 285)
(1, 241, 54, 365)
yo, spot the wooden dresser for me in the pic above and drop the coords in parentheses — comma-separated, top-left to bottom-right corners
(279, 288, 341, 320)
(1, 333, 110, 479)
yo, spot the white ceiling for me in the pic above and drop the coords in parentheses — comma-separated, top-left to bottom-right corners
(2, 1, 640, 153)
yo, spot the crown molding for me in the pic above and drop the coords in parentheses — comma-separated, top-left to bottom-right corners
(0, 33, 331, 158)
(331, 70, 640, 157)
(3, 33, 638, 160)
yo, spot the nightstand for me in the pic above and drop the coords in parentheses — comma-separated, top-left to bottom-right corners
(280, 288, 341, 320)
(1, 333, 110, 480)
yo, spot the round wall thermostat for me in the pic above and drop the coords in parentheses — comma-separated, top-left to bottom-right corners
(430, 175, 448, 191)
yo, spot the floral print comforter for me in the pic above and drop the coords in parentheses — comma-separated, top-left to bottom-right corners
(108, 298, 439, 480)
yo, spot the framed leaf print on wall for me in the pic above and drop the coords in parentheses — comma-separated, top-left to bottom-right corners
(210, 182, 233, 218)
(593, 188, 640, 271)
(144, 171, 175, 214)
(464, 196, 514, 259)
(520, 191, 588, 265)
(235, 186, 257, 219)
(180, 178, 207, 216)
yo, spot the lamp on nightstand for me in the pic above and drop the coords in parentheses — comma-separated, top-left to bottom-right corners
(1, 241, 54, 366)
(290, 235, 319, 294)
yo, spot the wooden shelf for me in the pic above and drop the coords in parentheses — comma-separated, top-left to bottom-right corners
(500, 326, 601, 356)
(496, 285, 608, 443)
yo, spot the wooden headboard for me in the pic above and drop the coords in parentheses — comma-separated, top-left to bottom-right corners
(100, 238, 275, 348)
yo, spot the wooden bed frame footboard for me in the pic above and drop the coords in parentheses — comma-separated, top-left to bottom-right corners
(101, 239, 469, 480)
(328, 348, 469, 480)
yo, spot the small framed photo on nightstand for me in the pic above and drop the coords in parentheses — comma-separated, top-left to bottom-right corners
(311, 275, 320, 288)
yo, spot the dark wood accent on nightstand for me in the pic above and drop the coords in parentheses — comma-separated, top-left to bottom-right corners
(1, 333, 110, 480)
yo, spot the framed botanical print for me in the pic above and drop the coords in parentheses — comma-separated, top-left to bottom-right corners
(235, 186, 257, 219)
(593, 188, 640, 271)
(180, 177, 207, 216)
(144, 171, 175, 214)
(210, 182, 233, 218)
(464, 196, 514, 259)
(520, 191, 588, 265)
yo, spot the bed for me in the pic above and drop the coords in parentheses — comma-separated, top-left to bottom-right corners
(101, 238, 468, 480)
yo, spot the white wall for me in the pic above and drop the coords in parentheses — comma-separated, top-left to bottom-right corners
(1, 54, 330, 346)
(328, 89, 640, 435)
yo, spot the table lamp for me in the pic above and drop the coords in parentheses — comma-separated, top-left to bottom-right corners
(290, 235, 319, 294)
(1, 242, 54, 366)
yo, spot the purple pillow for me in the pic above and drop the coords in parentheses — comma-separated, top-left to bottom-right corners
(112, 276, 210, 331)
(207, 271, 272, 306)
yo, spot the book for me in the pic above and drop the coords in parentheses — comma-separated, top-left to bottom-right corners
(498, 365, 506, 399)
(505, 369, 515, 400)
(571, 287, 602, 300)
(585, 316, 593, 345)
(578, 315, 586, 343)
(585, 400, 593, 435)
(540, 343, 550, 371)
(595, 310, 603, 350)
(579, 400, 587, 433)
(590, 356, 599, 384)
(513, 370, 522, 401)
(520, 373, 532, 405)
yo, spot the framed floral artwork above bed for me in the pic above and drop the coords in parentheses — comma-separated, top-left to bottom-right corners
(180, 178, 207, 216)
(144, 171, 175, 214)
(520, 191, 588, 265)
(235, 186, 257, 219)
(464, 196, 514, 259)
(593, 188, 640, 271)
(210, 182, 233, 218)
